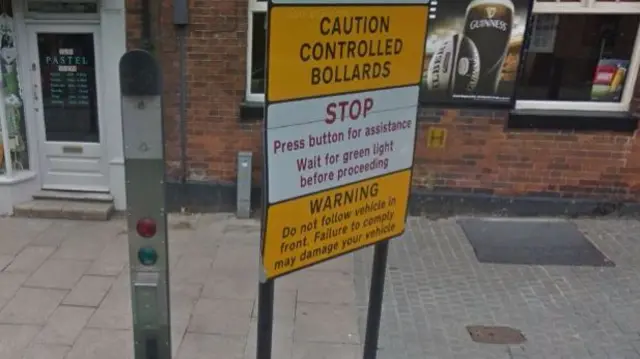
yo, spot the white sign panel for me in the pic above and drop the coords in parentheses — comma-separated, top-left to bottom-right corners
(271, 0, 428, 4)
(267, 86, 419, 204)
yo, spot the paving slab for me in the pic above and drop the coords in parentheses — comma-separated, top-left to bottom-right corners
(21, 344, 70, 359)
(65, 328, 132, 359)
(35, 306, 94, 345)
(25, 259, 90, 290)
(0, 324, 41, 359)
(291, 342, 361, 359)
(5, 246, 55, 274)
(187, 297, 254, 336)
(201, 269, 257, 300)
(0, 287, 67, 325)
(0, 272, 29, 305)
(86, 275, 132, 330)
(295, 271, 357, 304)
(294, 302, 360, 344)
(354, 217, 640, 359)
(62, 275, 114, 307)
(176, 332, 245, 359)
(0, 215, 362, 359)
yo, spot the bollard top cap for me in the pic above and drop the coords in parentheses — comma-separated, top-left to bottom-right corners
(119, 49, 161, 97)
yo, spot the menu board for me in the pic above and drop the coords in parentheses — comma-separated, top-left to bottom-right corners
(38, 33, 100, 142)
(42, 48, 92, 108)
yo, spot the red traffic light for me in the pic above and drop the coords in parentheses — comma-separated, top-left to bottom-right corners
(136, 218, 157, 238)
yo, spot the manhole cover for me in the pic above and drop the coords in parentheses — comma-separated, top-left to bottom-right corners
(466, 325, 526, 344)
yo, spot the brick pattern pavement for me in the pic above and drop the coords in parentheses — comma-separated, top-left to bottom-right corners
(0, 214, 362, 359)
(354, 218, 640, 359)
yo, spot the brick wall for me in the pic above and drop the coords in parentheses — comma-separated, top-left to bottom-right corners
(125, 0, 640, 203)
(414, 109, 640, 200)
(126, 0, 263, 184)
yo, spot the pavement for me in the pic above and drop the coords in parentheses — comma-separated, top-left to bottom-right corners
(0, 214, 361, 359)
(354, 217, 640, 359)
(1, 214, 640, 359)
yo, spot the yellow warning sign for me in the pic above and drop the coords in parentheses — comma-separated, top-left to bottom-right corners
(263, 170, 411, 279)
(267, 6, 429, 102)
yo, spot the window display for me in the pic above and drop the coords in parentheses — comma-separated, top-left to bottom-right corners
(517, 14, 639, 103)
(0, 4, 28, 175)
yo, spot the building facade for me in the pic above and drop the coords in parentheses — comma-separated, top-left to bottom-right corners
(149, 0, 640, 214)
(2, 0, 640, 215)
(0, 0, 126, 215)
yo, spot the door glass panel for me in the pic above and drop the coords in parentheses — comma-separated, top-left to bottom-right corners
(37, 33, 99, 142)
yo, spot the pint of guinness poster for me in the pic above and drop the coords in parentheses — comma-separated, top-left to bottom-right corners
(420, 0, 532, 106)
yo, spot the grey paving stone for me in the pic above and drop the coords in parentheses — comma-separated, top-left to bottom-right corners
(0, 254, 15, 271)
(65, 329, 132, 359)
(169, 282, 202, 358)
(0, 272, 29, 305)
(201, 269, 257, 300)
(245, 318, 294, 359)
(187, 298, 253, 336)
(21, 344, 70, 359)
(0, 324, 41, 359)
(0, 214, 363, 359)
(86, 278, 132, 330)
(0, 232, 33, 256)
(85, 235, 128, 276)
(0, 218, 50, 255)
(0, 288, 67, 325)
(353, 218, 640, 359)
(62, 275, 114, 307)
(295, 271, 356, 304)
(35, 306, 94, 345)
(251, 289, 297, 320)
(51, 236, 108, 261)
(211, 243, 259, 272)
(294, 303, 360, 344)
(29, 221, 76, 247)
(171, 256, 214, 284)
(306, 254, 354, 273)
(25, 259, 90, 290)
(291, 342, 361, 359)
(176, 333, 245, 359)
(5, 246, 55, 274)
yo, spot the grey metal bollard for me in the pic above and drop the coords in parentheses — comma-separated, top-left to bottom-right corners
(120, 49, 172, 359)
(237, 151, 253, 219)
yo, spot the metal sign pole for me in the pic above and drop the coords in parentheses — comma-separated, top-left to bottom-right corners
(120, 49, 172, 359)
(362, 241, 390, 359)
(256, 280, 274, 359)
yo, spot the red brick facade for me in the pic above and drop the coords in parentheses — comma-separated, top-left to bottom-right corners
(413, 109, 640, 200)
(125, 0, 640, 204)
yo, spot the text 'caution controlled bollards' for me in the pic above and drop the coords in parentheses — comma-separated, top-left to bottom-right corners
(120, 49, 172, 359)
(257, 0, 429, 358)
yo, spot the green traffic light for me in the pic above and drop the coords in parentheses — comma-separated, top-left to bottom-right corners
(138, 247, 158, 266)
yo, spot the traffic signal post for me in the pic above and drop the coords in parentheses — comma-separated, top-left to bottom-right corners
(120, 49, 172, 359)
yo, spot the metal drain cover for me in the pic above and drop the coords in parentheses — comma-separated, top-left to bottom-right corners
(466, 326, 526, 344)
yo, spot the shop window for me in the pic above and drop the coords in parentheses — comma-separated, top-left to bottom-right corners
(0, 5, 29, 176)
(246, 0, 267, 102)
(515, 0, 640, 112)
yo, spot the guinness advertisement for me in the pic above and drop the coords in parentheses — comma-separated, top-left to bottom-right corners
(420, 0, 533, 106)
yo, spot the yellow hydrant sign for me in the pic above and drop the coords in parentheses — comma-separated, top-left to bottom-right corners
(262, 0, 429, 280)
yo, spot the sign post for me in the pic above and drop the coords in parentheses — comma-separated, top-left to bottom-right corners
(259, 1, 429, 358)
(120, 49, 172, 359)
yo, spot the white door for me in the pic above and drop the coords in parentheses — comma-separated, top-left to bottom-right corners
(28, 24, 108, 192)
